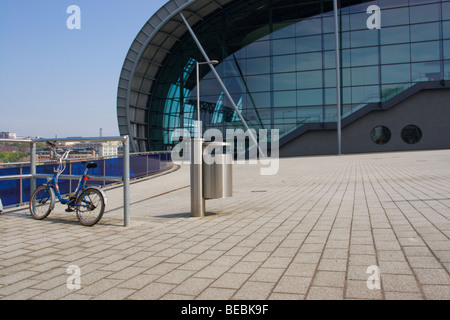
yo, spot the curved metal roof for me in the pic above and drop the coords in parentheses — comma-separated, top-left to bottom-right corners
(117, 0, 235, 152)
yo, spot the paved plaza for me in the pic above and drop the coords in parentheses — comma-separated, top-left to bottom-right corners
(1, 150, 449, 300)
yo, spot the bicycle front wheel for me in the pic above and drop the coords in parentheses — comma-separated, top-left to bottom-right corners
(29, 185, 55, 220)
(76, 188, 105, 226)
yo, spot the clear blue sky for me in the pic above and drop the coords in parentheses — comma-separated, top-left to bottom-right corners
(0, 0, 168, 138)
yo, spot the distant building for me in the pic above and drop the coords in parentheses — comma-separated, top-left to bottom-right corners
(35, 148, 96, 162)
(73, 141, 120, 158)
(0, 132, 16, 139)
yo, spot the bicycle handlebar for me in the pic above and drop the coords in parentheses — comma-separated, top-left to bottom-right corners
(50, 147, 72, 175)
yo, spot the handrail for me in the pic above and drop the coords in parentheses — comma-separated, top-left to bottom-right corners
(0, 151, 169, 168)
(33, 173, 123, 182)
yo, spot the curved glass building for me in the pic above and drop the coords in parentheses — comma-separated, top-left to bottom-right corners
(117, 0, 450, 155)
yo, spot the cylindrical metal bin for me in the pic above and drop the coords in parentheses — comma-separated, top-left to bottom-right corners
(202, 142, 232, 200)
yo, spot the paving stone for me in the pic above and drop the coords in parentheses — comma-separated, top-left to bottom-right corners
(306, 286, 344, 300)
(273, 276, 312, 295)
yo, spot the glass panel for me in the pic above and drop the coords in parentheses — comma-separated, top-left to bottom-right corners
(273, 72, 296, 91)
(222, 60, 241, 77)
(323, 51, 336, 69)
(272, 23, 295, 39)
(444, 60, 450, 80)
(324, 105, 337, 122)
(246, 57, 270, 75)
(273, 91, 296, 107)
(444, 40, 450, 60)
(246, 41, 271, 58)
(297, 89, 323, 106)
(273, 55, 296, 73)
(342, 49, 351, 68)
(381, 83, 411, 101)
(273, 38, 296, 55)
(351, 85, 380, 104)
(297, 106, 322, 123)
(381, 44, 410, 64)
(296, 35, 322, 53)
(273, 107, 296, 121)
(410, 22, 439, 42)
(383, 7, 409, 27)
(246, 74, 270, 92)
(324, 88, 336, 105)
(343, 89, 352, 108)
(200, 78, 223, 96)
(296, 52, 322, 71)
(250, 92, 271, 108)
(411, 41, 440, 62)
(444, 21, 450, 39)
(410, 4, 439, 24)
(380, 26, 410, 45)
(324, 70, 336, 88)
(342, 68, 351, 87)
(298, 70, 322, 89)
(341, 32, 351, 49)
(378, 0, 409, 8)
(322, 16, 335, 34)
(350, 29, 379, 48)
(409, 0, 439, 4)
(349, 12, 367, 31)
(323, 33, 335, 51)
(295, 18, 322, 36)
(411, 61, 441, 82)
(351, 47, 379, 67)
(444, 2, 450, 20)
(351, 66, 379, 86)
(382, 64, 411, 83)
(340, 13, 350, 32)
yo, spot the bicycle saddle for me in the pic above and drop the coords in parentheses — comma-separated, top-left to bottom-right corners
(86, 162, 97, 169)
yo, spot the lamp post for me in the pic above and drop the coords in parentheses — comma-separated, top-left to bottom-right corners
(191, 60, 219, 217)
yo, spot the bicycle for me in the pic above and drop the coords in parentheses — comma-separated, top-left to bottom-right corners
(29, 142, 107, 226)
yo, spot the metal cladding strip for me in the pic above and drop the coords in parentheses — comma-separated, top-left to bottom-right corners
(117, 0, 195, 152)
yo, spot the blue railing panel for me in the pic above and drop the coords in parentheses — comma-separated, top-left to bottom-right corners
(0, 167, 20, 206)
(0, 152, 173, 208)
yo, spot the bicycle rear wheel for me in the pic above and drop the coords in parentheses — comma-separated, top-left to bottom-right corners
(29, 185, 55, 220)
(76, 188, 105, 226)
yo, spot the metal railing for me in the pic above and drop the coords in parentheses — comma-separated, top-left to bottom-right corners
(0, 136, 132, 226)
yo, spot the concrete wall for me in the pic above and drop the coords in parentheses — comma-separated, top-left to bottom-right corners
(280, 88, 450, 157)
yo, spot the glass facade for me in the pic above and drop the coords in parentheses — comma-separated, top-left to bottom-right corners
(145, 0, 450, 151)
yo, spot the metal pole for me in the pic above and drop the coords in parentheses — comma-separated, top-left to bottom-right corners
(180, 12, 265, 158)
(197, 62, 201, 138)
(191, 137, 204, 217)
(19, 166, 23, 205)
(123, 136, 130, 226)
(30, 142, 36, 195)
(334, 0, 342, 155)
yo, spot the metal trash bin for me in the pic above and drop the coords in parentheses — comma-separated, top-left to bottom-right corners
(202, 141, 232, 199)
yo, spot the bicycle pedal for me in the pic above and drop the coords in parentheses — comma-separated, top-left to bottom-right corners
(65, 207, 75, 212)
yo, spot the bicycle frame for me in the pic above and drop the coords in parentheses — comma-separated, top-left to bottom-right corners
(42, 149, 95, 209)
